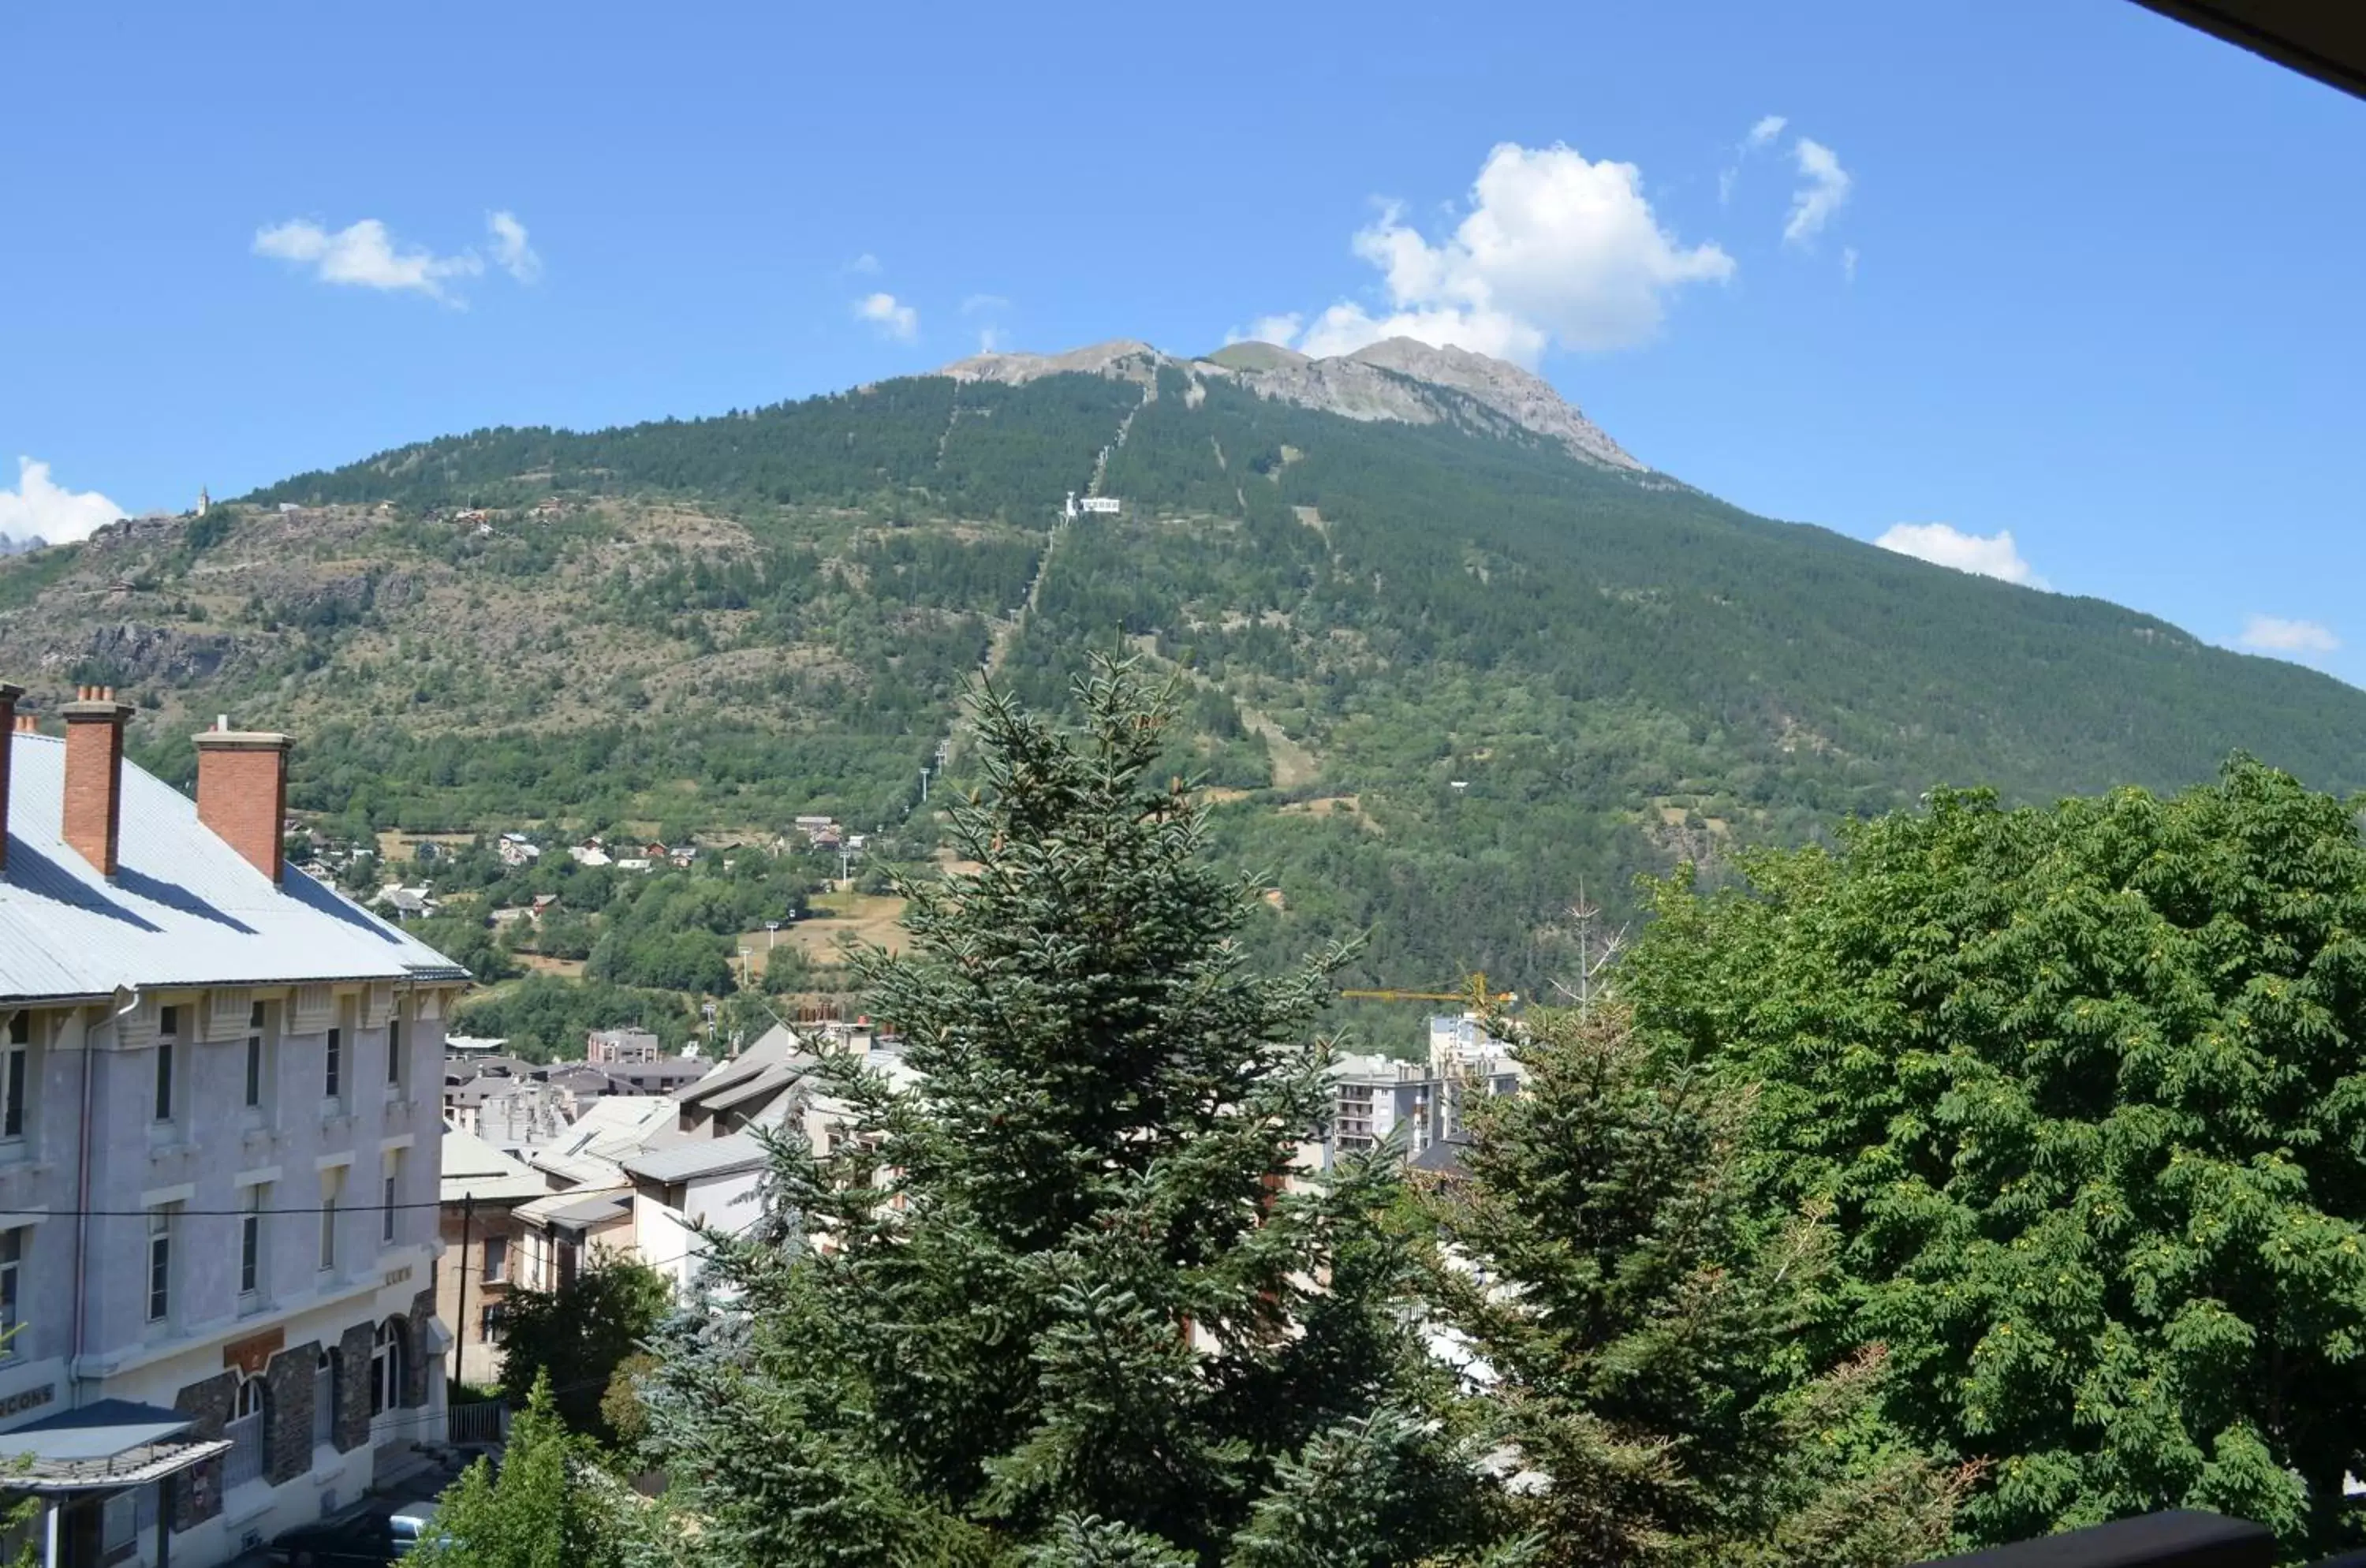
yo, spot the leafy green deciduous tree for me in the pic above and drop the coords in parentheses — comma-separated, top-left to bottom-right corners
(1624, 759, 2366, 1555)
(642, 660, 1502, 1566)
(421, 1372, 659, 1568)
(498, 1254, 671, 1443)
(1435, 1003, 1968, 1568)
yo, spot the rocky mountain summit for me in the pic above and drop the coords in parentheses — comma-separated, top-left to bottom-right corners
(939, 335, 1640, 471)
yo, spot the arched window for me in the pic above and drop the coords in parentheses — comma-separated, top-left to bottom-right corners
(370, 1318, 407, 1415)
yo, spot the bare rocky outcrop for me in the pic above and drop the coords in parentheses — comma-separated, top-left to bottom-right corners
(49, 622, 237, 683)
(1340, 338, 1639, 470)
(935, 336, 1641, 471)
(939, 339, 1163, 387)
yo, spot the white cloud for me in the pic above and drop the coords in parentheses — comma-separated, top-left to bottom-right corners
(977, 326, 1007, 353)
(0, 457, 122, 545)
(487, 211, 541, 283)
(1224, 312, 1305, 347)
(1785, 138, 1851, 246)
(253, 217, 485, 301)
(856, 292, 919, 342)
(848, 252, 882, 274)
(1258, 142, 1733, 367)
(1842, 245, 1860, 283)
(1722, 114, 1789, 204)
(961, 293, 1011, 315)
(1875, 523, 2047, 588)
(2237, 615, 2340, 656)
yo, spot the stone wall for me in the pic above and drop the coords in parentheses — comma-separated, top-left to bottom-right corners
(169, 1368, 237, 1534)
(405, 1288, 437, 1408)
(334, 1322, 374, 1452)
(264, 1340, 319, 1484)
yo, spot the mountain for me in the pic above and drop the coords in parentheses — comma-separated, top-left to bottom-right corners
(944, 337, 1641, 469)
(2, 342, 2360, 1003)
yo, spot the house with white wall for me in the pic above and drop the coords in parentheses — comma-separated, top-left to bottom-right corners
(0, 689, 469, 1568)
(617, 1133, 771, 1294)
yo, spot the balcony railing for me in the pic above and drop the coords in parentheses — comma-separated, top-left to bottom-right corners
(1923, 1510, 2366, 1567)
(447, 1400, 510, 1447)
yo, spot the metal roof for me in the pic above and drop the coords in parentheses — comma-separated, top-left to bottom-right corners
(2, 1399, 233, 1492)
(438, 1125, 552, 1204)
(676, 1024, 818, 1111)
(516, 1186, 633, 1231)
(621, 1129, 773, 1184)
(0, 735, 467, 1000)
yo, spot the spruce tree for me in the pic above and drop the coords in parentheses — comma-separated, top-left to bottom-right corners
(643, 660, 1498, 1566)
(1434, 1003, 1969, 1567)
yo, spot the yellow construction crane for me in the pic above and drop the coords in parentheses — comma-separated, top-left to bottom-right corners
(1337, 973, 1516, 1009)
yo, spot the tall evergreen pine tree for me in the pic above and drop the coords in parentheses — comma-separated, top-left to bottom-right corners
(1433, 1003, 1969, 1567)
(643, 660, 1499, 1566)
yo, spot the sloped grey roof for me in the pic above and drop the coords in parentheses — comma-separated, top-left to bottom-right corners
(1409, 1135, 1473, 1178)
(676, 1023, 818, 1112)
(621, 1129, 772, 1184)
(2, 1399, 232, 1492)
(517, 1188, 633, 1231)
(0, 734, 467, 1000)
(439, 1126, 550, 1203)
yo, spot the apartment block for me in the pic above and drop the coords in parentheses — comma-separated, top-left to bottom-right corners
(0, 693, 469, 1568)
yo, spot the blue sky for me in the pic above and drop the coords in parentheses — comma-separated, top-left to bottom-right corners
(4, 1, 2361, 683)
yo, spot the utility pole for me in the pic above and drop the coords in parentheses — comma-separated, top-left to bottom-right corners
(457, 1193, 475, 1391)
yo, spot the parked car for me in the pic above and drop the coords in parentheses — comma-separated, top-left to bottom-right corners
(389, 1502, 446, 1559)
(266, 1511, 397, 1568)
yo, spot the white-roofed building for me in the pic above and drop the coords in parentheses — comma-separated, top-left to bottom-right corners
(0, 691, 472, 1568)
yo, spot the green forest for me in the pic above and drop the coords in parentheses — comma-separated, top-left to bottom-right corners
(5, 352, 2364, 1043)
(444, 670, 2366, 1566)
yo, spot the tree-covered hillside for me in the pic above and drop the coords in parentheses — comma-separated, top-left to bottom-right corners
(6, 350, 2360, 1013)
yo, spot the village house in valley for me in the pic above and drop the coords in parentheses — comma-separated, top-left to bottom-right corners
(0, 689, 470, 1568)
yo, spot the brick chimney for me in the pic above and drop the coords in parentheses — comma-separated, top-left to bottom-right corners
(195, 720, 293, 883)
(0, 683, 21, 874)
(61, 685, 134, 876)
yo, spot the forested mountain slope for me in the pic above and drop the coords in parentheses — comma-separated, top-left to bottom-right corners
(4, 342, 2358, 999)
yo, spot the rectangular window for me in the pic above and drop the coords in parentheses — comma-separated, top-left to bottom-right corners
(479, 1304, 505, 1344)
(244, 1002, 266, 1108)
(1, 1013, 26, 1139)
(158, 1004, 179, 1038)
(381, 1153, 400, 1245)
(319, 1173, 340, 1271)
(152, 1041, 174, 1122)
(147, 1206, 174, 1322)
(482, 1234, 507, 1283)
(386, 1017, 404, 1086)
(103, 1493, 136, 1555)
(324, 1028, 341, 1100)
(0, 1228, 22, 1359)
(240, 1187, 264, 1297)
